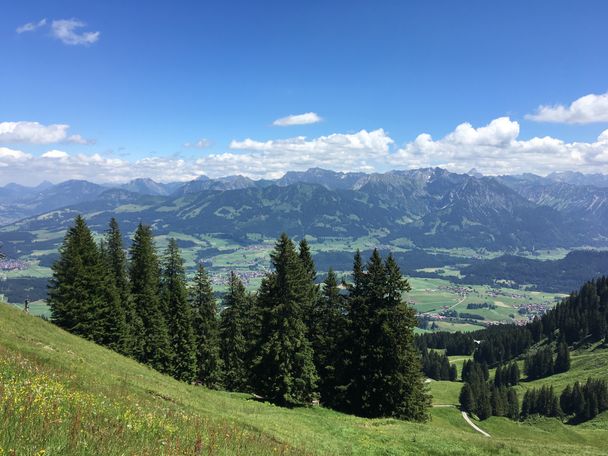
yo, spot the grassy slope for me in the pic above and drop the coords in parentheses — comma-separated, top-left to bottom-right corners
(1, 304, 607, 456)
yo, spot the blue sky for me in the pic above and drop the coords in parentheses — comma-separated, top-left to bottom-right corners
(1, 0, 608, 184)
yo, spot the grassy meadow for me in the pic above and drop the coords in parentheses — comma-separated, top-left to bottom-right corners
(1, 302, 607, 455)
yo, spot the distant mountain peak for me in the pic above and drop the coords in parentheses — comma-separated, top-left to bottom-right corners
(467, 168, 483, 178)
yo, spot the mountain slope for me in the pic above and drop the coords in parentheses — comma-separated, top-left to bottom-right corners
(3, 168, 608, 253)
(1, 302, 607, 455)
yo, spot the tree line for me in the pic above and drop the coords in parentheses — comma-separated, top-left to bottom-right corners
(420, 276, 608, 368)
(48, 215, 430, 421)
(523, 341, 570, 380)
(420, 348, 457, 381)
(521, 377, 608, 423)
(459, 360, 519, 420)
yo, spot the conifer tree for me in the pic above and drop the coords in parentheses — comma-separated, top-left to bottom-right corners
(342, 249, 367, 413)
(251, 234, 318, 405)
(96, 241, 129, 353)
(161, 238, 197, 382)
(298, 238, 320, 334)
(459, 383, 475, 413)
(554, 340, 571, 373)
(129, 223, 173, 373)
(349, 251, 430, 420)
(449, 364, 458, 382)
(190, 262, 223, 388)
(508, 362, 520, 386)
(506, 388, 519, 419)
(105, 217, 143, 357)
(49, 215, 126, 350)
(312, 268, 349, 407)
(476, 387, 493, 420)
(220, 271, 250, 391)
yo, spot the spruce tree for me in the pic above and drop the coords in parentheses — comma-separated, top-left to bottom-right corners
(312, 268, 349, 407)
(190, 262, 223, 388)
(298, 238, 320, 335)
(476, 387, 493, 420)
(105, 217, 143, 357)
(349, 251, 430, 420)
(342, 249, 367, 413)
(219, 271, 250, 392)
(129, 223, 173, 373)
(96, 240, 129, 353)
(251, 234, 318, 405)
(554, 340, 571, 373)
(161, 239, 197, 382)
(449, 364, 458, 382)
(506, 388, 519, 419)
(49, 215, 126, 350)
(459, 383, 475, 413)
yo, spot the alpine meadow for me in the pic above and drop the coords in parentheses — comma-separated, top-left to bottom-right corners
(2, 2, 608, 455)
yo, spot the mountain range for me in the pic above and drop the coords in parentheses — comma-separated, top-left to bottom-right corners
(1, 168, 608, 254)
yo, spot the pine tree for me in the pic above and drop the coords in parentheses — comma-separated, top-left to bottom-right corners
(312, 268, 349, 407)
(449, 364, 458, 382)
(490, 385, 505, 417)
(476, 387, 493, 420)
(96, 240, 128, 353)
(298, 238, 319, 335)
(459, 383, 475, 413)
(105, 217, 143, 357)
(251, 234, 318, 405)
(190, 262, 223, 388)
(129, 223, 173, 373)
(48, 215, 126, 350)
(554, 340, 571, 373)
(161, 239, 197, 382)
(560, 384, 573, 416)
(220, 271, 250, 392)
(349, 251, 430, 420)
(506, 388, 519, 419)
(494, 365, 503, 387)
(342, 249, 368, 413)
(509, 362, 520, 386)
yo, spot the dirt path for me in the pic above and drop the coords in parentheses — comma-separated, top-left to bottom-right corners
(461, 411, 491, 437)
(447, 294, 467, 310)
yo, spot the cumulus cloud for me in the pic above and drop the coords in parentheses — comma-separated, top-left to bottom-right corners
(16, 18, 47, 34)
(183, 138, 211, 149)
(2, 120, 608, 185)
(273, 112, 322, 126)
(0, 147, 31, 161)
(51, 19, 100, 45)
(526, 92, 608, 124)
(0, 121, 92, 145)
(392, 117, 608, 175)
(42, 150, 69, 159)
(228, 129, 392, 175)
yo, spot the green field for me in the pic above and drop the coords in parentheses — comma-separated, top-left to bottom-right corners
(1, 302, 607, 455)
(1, 232, 569, 331)
(431, 345, 608, 408)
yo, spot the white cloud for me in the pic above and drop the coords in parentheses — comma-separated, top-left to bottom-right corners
(51, 19, 100, 45)
(42, 150, 69, 159)
(0, 121, 92, 145)
(526, 92, 608, 124)
(0, 147, 31, 161)
(392, 117, 608, 175)
(273, 112, 322, 126)
(227, 129, 392, 175)
(183, 138, 211, 149)
(16, 18, 47, 34)
(2, 121, 608, 185)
